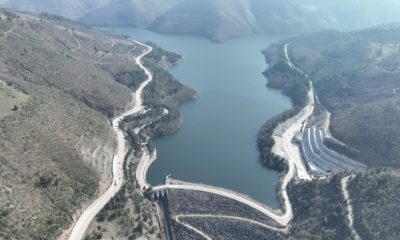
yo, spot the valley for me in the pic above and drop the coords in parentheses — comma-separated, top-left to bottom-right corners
(1, 2, 400, 239)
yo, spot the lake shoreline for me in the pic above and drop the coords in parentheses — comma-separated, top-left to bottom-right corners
(110, 27, 292, 208)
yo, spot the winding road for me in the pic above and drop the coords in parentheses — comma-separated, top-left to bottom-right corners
(174, 215, 213, 240)
(68, 40, 314, 239)
(142, 42, 315, 230)
(273, 43, 313, 181)
(68, 40, 153, 240)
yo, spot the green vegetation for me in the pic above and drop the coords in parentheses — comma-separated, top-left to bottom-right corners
(122, 42, 198, 142)
(348, 169, 400, 240)
(88, 148, 162, 239)
(145, 42, 181, 66)
(85, 26, 196, 240)
(257, 43, 309, 172)
(114, 69, 147, 90)
(263, 27, 400, 168)
(285, 169, 400, 239)
(263, 27, 400, 239)
(73, 0, 400, 42)
(143, 49, 197, 108)
(36, 172, 58, 188)
(257, 107, 301, 172)
(288, 176, 352, 240)
(262, 44, 308, 106)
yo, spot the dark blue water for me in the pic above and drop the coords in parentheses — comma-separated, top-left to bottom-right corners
(106, 28, 292, 208)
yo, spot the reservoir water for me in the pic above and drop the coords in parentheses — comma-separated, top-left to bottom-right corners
(107, 28, 292, 208)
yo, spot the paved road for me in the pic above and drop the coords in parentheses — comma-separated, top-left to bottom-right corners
(152, 43, 315, 228)
(68, 40, 153, 240)
(271, 80, 315, 225)
(272, 43, 313, 181)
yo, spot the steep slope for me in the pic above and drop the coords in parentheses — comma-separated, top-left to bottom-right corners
(81, 0, 400, 41)
(0, 8, 193, 239)
(0, 9, 131, 239)
(5, 0, 400, 41)
(148, 0, 261, 42)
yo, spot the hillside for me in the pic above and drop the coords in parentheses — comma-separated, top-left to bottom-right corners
(287, 176, 351, 240)
(260, 25, 400, 239)
(2, 0, 112, 20)
(263, 25, 400, 168)
(5, 0, 400, 42)
(0, 9, 195, 239)
(286, 170, 400, 239)
(79, 0, 184, 29)
(147, 0, 262, 41)
(348, 169, 400, 240)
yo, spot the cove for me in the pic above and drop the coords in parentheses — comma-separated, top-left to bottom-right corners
(105, 28, 292, 208)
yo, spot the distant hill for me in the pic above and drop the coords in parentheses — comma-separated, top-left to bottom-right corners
(146, 0, 262, 41)
(2, 0, 112, 19)
(3, 0, 400, 41)
(79, 0, 184, 28)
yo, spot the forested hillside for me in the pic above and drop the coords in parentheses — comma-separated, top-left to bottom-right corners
(264, 25, 400, 168)
(4, 0, 400, 41)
